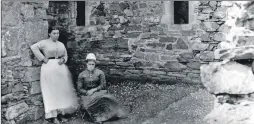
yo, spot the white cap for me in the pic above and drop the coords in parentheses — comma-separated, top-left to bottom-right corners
(86, 53, 96, 61)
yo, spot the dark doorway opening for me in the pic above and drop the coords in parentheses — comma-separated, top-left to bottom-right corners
(76, 1, 86, 26)
(174, 1, 189, 24)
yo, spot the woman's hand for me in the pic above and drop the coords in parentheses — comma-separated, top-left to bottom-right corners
(87, 88, 97, 96)
(80, 89, 87, 95)
(43, 58, 48, 64)
(58, 58, 65, 65)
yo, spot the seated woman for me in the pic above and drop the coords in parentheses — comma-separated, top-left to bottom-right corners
(77, 53, 127, 123)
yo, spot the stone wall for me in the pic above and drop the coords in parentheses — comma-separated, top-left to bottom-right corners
(1, 1, 48, 124)
(47, 1, 73, 46)
(201, 1, 254, 124)
(0, 1, 237, 123)
(65, 1, 227, 84)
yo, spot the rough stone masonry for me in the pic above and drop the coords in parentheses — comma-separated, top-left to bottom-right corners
(1, 1, 240, 124)
(201, 1, 254, 124)
(64, 1, 229, 84)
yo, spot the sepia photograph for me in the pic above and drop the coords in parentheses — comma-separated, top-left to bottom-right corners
(1, 0, 254, 124)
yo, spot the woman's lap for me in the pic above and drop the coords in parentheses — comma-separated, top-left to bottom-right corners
(80, 90, 126, 122)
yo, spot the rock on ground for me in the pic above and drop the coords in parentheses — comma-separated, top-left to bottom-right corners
(204, 102, 254, 124)
(201, 61, 254, 94)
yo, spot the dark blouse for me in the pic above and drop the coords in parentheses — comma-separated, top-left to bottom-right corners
(77, 68, 106, 92)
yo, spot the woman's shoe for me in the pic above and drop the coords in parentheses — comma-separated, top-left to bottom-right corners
(53, 118, 61, 124)
(43, 119, 50, 124)
(61, 117, 68, 123)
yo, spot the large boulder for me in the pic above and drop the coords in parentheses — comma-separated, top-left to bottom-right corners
(204, 102, 254, 124)
(200, 61, 254, 94)
(214, 46, 254, 60)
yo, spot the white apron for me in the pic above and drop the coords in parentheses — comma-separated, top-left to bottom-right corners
(40, 59, 78, 119)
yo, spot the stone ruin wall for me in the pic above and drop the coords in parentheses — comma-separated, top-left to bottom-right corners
(66, 1, 230, 84)
(2, 1, 252, 124)
(1, 1, 49, 124)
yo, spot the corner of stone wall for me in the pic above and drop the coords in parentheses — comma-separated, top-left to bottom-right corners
(2, 1, 49, 123)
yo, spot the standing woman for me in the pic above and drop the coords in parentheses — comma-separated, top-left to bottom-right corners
(30, 26, 78, 124)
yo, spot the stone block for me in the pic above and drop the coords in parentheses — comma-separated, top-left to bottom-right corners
(213, 7, 227, 19)
(200, 51, 215, 61)
(187, 62, 201, 70)
(202, 7, 214, 13)
(21, 3, 35, 20)
(2, 10, 21, 27)
(30, 81, 41, 95)
(214, 46, 254, 60)
(125, 32, 141, 38)
(212, 32, 226, 42)
(190, 42, 209, 51)
(201, 22, 220, 32)
(96, 16, 106, 25)
(1, 94, 14, 104)
(247, 5, 254, 18)
(187, 73, 200, 79)
(146, 43, 166, 49)
(200, 33, 211, 41)
(22, 67, 40, 82)
(124, 9, 134, 17)
(201, 61, 254, 94)
(29, 106, 44, 120)
(181, 31, 195, 36)
(30, 94, 43, 104)
(218, 24, 231, 33)
(144, 54, 159, 62)
(198, 13, 210, 20)
(116, 38, 129, 50)
(244, 19, 254, 30)
(221, 1, 233, 7)
(5, 102, 29, 120)
(124, 74, 142, 80)
(2, 84, 12, 96)
(125, 25, 142, 31)
(140, 33, 151, 39)
(25, 21, 48, 45)
(159, 36, 177, 43)
(166, 44, 173, 50)
(151, 70, 167, 75)
(164, 61, 187, 71)
(132, 17, 142, 24)
(207, 43, 217, 51)
(139, 3, 147, 8)
(177, 52, 194, 63)
(12, 83, 23, 93)
(204, 103, 254, 124)
(2, 27, 21, 57)
(167, 72, 187, 78)
(109, 69, 124, 76)
(35, 8, 47, 20)
(160, 55, 177, 61)
(109, 4, 121, 11)
(143, 16, 160, 23)
(119, 2, 129, 10)
(116, 62, 133, 67)
(125, 70, 141, 74)
(142, 25, 150, 32)
(175, 38, 188, 49)
(209, 1, 217, 10)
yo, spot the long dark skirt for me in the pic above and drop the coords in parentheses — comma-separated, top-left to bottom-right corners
(80, 90, 127, 122)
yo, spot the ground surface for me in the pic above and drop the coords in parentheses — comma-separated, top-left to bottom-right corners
(29, 81, 214, 124)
